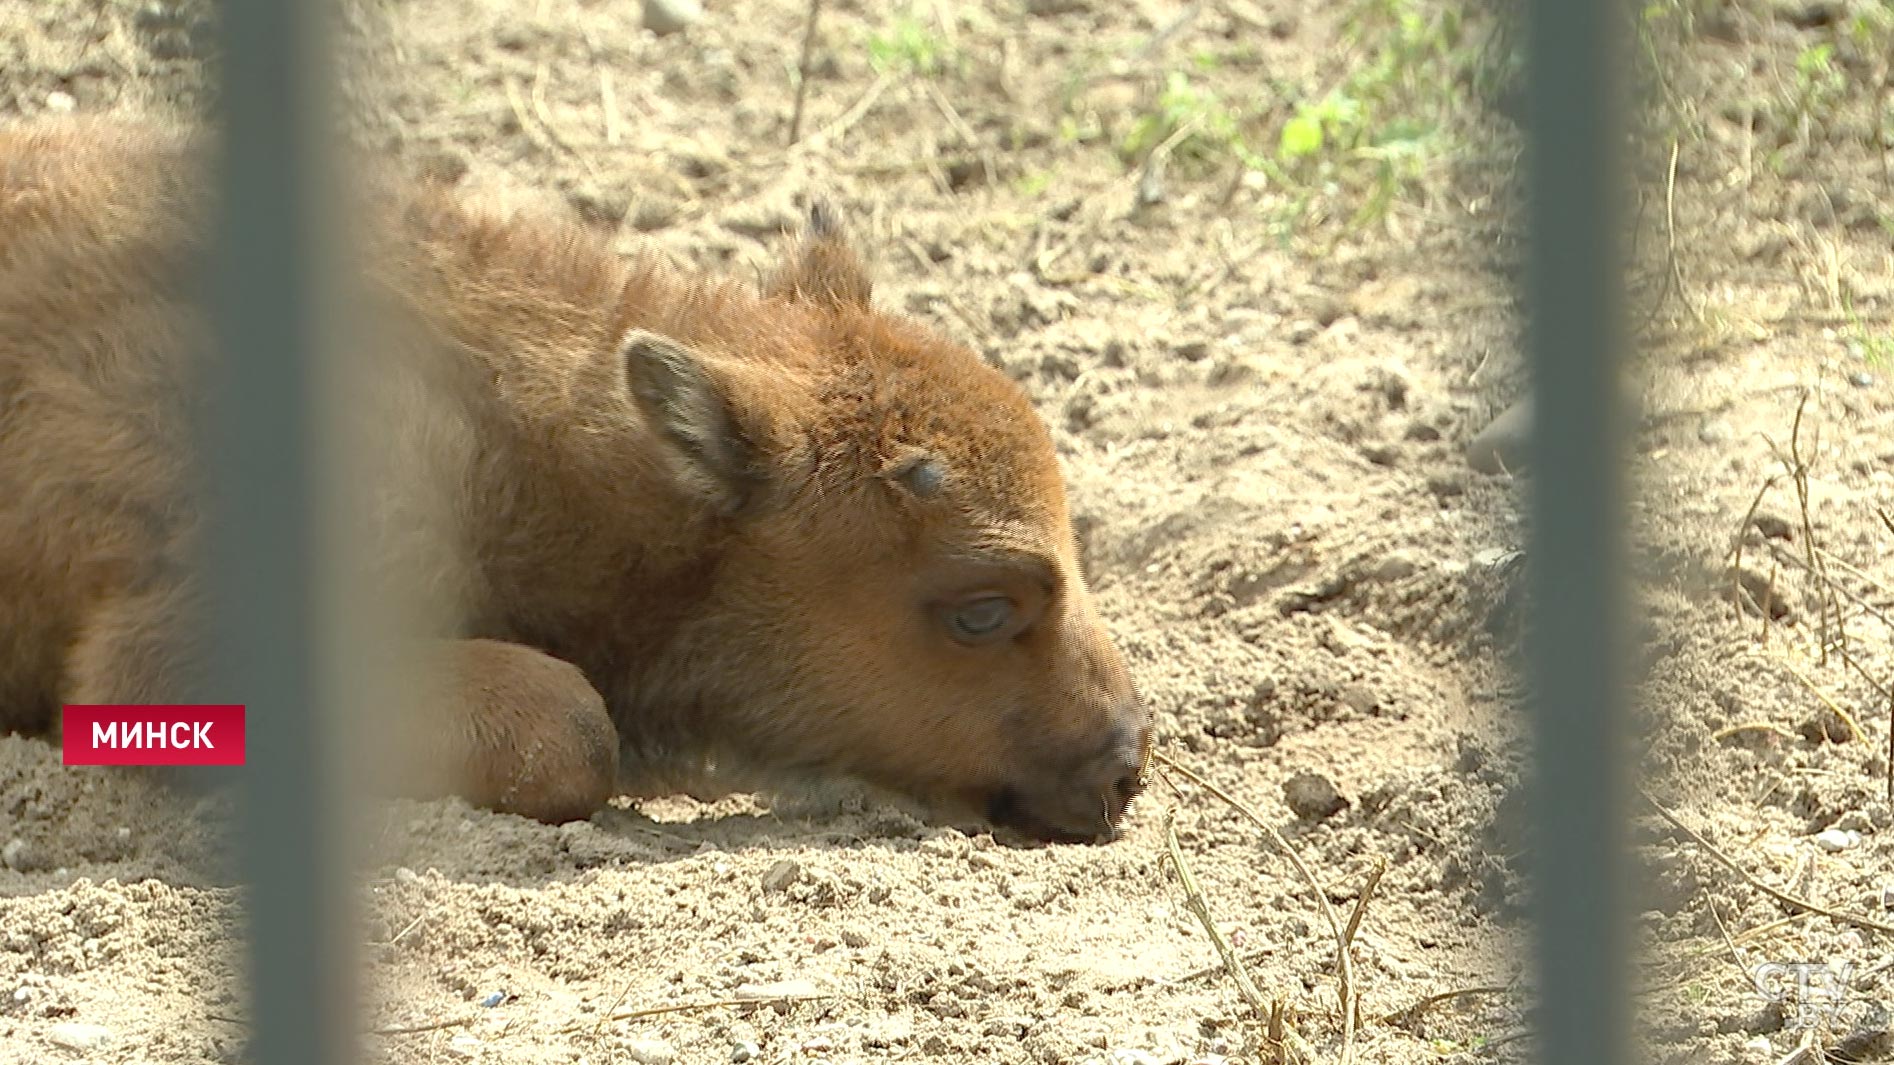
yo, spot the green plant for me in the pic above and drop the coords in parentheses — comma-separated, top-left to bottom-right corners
(1119, 70, 1260, 169)
(1847, 5, 1894, 45)
(1013, 170, 1052, 197)
(1269, 0, 1467, 224)
(1843, 293, 1894, 366)
(1083, 0, 1503, 238)
(866, 11, 953, 77)
(1791, 42, 1844, 117)
(1278, 93, 1360, 162)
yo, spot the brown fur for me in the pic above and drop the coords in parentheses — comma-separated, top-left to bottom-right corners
(0, 116, 1149, 842)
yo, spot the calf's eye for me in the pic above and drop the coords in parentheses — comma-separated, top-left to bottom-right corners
(948, 596, 1014, 644)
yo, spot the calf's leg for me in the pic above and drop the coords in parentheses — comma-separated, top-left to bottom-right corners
(68, 593, 618, 822)
(399, 638, 621, 823)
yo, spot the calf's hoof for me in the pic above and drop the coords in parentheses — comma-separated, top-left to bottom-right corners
(405, 639, 619, 823)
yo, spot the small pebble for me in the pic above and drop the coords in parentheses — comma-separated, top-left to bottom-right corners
(730, 1040, 760, 1063)
(0, 838, 48, 872)
(631, 197, 682, 232)
(1472, 547, 1515, 568)
(1371, 552, 1418, 582)
(478, 991, 506, 1008)
(1135, 166, 1166, 209)
(1339, 685, 1378, 715)
(760, 859, 801, 893)
(1802, 707, 1850, 744)
(1727, 565, 1792, 620)
(1426, 471, 1467, 499)
(1850, 370, 1875, 389)
(1698, 419, 1734, 444)
(642, 0, 702, 35)
(45, 92, 76, 113)
(1815, 828, 1859, 853)
(624, 1036, 676, 1064)
(1455, 736, 1489, 774)
(48, 1023, 114, 1052)
(1283, 772, 1349, 821)
(1750, 512, 1793, 541)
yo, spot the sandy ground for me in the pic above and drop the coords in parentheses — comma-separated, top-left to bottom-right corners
(3, 0, 1894, 1063)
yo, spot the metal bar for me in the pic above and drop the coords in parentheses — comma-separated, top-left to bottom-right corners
(1522, 0, 1633, 1063)
(204, 0, 355, 1062)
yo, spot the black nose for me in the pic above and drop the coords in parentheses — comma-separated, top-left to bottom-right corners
(986, 714, 1150, 843)
(1092, 719, 1149, 825)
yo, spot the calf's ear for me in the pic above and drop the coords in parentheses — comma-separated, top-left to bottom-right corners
(764, 200, 873, 309)
(619, 329, 765, 516)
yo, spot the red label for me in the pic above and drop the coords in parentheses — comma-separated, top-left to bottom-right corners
(62, 705, 247, 766)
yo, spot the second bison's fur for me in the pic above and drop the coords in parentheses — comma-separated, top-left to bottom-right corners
(0, 117, 1149, 842)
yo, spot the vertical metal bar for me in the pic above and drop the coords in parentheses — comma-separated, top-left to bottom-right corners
(205, 0, 355, 1062)
(1522, 0, 1633, 1063)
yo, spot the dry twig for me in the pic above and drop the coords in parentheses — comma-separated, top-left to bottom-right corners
(1376, 984, 1514, 1027)
(1155, 752, 1360, 1064)
(788, 0, 824, 145)
(1771, 656, 1869, 744)
(570, 992, 830, 1035)
(1643, 789, 1894, 936)
(371, 1016, 477, 1037)
(793, 74, 892, 155)
(599, 70, 622, 146)
(1161, 809, 1271, 1018)
(1782, 394, 1844, 662)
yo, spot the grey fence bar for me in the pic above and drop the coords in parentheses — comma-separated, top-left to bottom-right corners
(1522, 0, 1632, 1063)
(205, 0, 355, 1063)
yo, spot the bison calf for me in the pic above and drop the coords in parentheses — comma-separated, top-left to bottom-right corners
(0, 117, 1150, 842)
